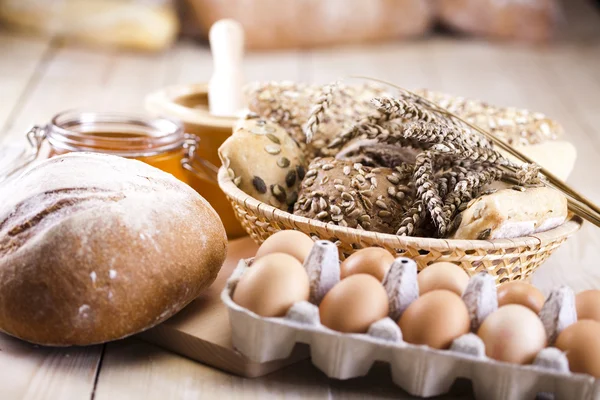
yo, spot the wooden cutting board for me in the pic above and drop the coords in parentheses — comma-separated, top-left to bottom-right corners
(137, 237, 309, 378)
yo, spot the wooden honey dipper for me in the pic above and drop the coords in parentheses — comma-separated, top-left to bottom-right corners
(208, 19, 245, 118)
(144, 19, 249, 239)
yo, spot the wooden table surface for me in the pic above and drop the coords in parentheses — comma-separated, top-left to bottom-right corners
(1, 2, 600, 397)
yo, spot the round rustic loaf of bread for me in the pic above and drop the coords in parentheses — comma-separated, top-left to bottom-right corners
(0, 152, 227, 345)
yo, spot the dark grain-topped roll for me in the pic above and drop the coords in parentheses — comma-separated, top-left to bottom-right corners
(0, 152, 227, 346)
(293, 157, 414, 234)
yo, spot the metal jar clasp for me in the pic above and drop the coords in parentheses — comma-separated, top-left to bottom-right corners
(0, 125, 46, 185)
(181, 134, 219, 183)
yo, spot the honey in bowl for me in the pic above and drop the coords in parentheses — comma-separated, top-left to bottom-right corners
(145, 84, 244, 237)
(44, 111, 246, 239)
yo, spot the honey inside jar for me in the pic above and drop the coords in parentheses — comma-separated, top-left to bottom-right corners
(45, 112, 246, 239)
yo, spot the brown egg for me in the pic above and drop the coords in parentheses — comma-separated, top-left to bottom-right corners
(399, 290, 470, 349)
(417, 262, 470, 296)
(497, 281, 545, 313)
(477, 304, 547, 364)
(233, 253, 309, 317)
(556, 320, 600, 377)
(340, 247, 394, 281)
(319, 274, 389, 333)
(255, 230, 314, 263)
(576, 290, 600, 322)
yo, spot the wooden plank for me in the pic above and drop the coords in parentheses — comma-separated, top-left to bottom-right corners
(6, 42, 175, 135)
(532, 43, 600, 149)
(2, 38, 209, 148)
(96, 339, 473, 399)
(95, 339, 331, 400)
(305, 41, 435, 88)
(1, 42, 114, 146)
(172, 39, 304, 85)
(0, 33, 51, 146)
(0, 333, 102, 400)
(97, 49, 173, 114)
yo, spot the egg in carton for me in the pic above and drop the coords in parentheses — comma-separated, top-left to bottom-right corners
(222, 241, 600, 399)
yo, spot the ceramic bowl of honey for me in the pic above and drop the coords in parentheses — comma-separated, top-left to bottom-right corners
(145, 83, 245, 238)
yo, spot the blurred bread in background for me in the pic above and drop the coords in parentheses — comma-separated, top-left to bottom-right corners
(0, 0, 179, 51)
(184, 0, 436, 50)
(0, 0, 569, 51)
(437, 0, 563, 42)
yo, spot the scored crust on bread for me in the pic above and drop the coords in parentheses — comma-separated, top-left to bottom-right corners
(0, 152, 227, 346)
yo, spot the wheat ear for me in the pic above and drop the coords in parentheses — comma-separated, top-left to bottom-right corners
(303, 82, 338, 144)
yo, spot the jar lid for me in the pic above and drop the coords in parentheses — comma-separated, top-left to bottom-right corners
(46, 111, 185, 157)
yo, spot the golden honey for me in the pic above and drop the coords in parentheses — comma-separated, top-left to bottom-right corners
(145, 83, 244, 239)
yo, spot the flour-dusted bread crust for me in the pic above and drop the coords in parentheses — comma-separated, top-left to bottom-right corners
(453, 186, 567, 240)
(0, 153, 227, 346)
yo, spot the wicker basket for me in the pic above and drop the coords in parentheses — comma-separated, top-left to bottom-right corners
(218, 167, 583, 285)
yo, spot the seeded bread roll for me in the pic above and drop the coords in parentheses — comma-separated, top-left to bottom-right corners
(0, 153, 227, 346)
(294, 158, 413, 234)
(219, 116, 307, 212)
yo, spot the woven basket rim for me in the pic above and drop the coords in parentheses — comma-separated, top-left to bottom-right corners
(218, 167, 583, 251)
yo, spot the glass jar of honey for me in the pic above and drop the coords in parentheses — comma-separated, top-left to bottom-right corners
(19, 111, 246, 239)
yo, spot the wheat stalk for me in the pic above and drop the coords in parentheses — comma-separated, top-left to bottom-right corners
(413, 150, 447, 236)
(396, 199, 427, 236)
(371, 97, 438, 124)
(441, 167, 504, 230)
(437, 165, 468, 198)
(303, 82, 338, 144)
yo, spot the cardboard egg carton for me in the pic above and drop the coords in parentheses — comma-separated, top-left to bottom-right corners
(221, 241, 600, 399)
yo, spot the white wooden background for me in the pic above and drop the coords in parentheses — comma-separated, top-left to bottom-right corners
(0, 0, 599, 398)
